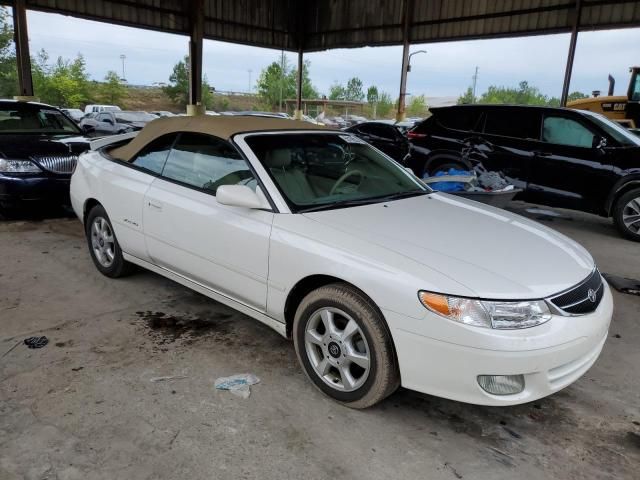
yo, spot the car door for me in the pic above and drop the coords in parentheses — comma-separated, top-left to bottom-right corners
(99, 133, 177, 260)
(95, 112, 116, 135)
(526, 112, 613, 212)
(143, 132, 273, 312)
(356, 124, 408, 162)
(475, 107, 541, 191)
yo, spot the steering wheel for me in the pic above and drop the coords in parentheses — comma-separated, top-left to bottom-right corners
(329, 170, 364, 196)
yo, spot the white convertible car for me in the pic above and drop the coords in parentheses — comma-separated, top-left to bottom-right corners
(70, 116, 612, 408)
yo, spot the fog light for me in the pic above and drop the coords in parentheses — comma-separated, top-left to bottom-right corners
(477, 375, 525, 395)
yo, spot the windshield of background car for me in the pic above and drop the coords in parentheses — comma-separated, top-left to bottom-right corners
(115, 112, 157, 123)
(580, 110, 640, 147)
(0, 104, 81, 134)
(245, 133, 428, 212)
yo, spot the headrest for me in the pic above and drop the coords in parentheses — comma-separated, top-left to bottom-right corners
(264, 149, 291, 169)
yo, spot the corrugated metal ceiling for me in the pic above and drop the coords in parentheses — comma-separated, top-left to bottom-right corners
(3, 0, 639, 51)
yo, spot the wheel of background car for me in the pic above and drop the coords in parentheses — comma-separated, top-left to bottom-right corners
(85, 204, 134, 277)
(612, 188, 640, 242)
(293, 283, 400, 409)
(329, 170, 364, 196)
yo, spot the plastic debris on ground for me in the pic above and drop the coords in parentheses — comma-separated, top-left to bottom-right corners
(602, 274, 640, 296)
(24, 336, 48, 349)
(423, 166, 515, 193)
(150, 375, 188, 383)
(525, 208, 564, 217)
(215, 373, 260, 399)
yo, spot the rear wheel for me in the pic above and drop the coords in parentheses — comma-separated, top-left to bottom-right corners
(293, 283, 399, 409)
(85, 204, 134, 277)
(613, 188, 640, 242)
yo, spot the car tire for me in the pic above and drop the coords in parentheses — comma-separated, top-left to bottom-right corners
(293, 283, 400, 409)
(85, 204, 134, 277)
(613, 188, 640, 242)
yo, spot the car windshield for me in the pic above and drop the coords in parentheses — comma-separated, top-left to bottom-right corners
(580, 110, 640, 147)
(0, 104, 81, 134)
(115, 112, 157, 123)
(245, 132, 429, 212)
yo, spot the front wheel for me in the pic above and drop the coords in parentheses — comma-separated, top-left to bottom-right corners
(613, 188, 640, 242)
(85, 204, 134, 277)
(293, 284, 399, 409)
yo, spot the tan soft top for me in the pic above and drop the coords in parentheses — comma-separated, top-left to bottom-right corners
(110, 115, 330, 161)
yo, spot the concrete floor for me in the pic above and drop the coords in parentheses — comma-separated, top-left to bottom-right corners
(1, 202, 638, 480)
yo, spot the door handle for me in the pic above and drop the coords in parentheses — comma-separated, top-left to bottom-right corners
(534, 151, 552, 157)
(147, 201, 163, 211)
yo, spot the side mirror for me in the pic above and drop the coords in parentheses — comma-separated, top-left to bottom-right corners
(104, 118, 114, 124)
(216, 185, 264, 209)
(82, 124, 95, 133)
(593, 136, 607, 150)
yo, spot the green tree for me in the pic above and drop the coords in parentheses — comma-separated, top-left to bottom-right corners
(376, 91, 394, 118)
(345, 77, 364, 101)
(163, 55, 213, 109)
(256, 55, 318, 109)
(457, 87, 475, 105)
(407, 94, 428, 117)
(328, 83, 346, 101)
(99, 70, 126, 105)
(32, 50, 94, 107)
(0, 8, 16, 98)
(463, 81, 589, 107)
(366, 85, 379, 118)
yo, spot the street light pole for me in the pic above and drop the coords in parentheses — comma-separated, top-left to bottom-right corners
(397, 49, 426, 121)
(119, 54, 126, 81)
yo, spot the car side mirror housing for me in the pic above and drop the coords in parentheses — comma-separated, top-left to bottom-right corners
(216, 185, 265, 209)
(82, 124, 95, 133)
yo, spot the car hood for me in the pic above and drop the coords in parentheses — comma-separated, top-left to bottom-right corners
(302, 193, 595, 299)
(0, 133, 90, 159)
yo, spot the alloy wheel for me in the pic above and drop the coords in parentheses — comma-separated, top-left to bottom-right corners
(622, 196, 640, 234)
(90, 216, 115, 268)
(304, 307, 371, 392)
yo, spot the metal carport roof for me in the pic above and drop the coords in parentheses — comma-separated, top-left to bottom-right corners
(3, 0, 639, 52)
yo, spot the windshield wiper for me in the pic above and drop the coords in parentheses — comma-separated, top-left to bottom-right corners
(298, 198, 382, 213)
(298, 190, 429, 213)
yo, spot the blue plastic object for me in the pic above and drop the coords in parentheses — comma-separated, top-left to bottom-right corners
(426, 168, 472, 192)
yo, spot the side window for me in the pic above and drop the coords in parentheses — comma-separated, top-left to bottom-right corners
(367, 124, 396, 140)
(433, 108, 483, 132)
(162, 132, 256, 194)
(484, 109, 541, 139)
(131, 133, 176, 174)
(96, 113, 110, 122)
(542, 116, 595, 148)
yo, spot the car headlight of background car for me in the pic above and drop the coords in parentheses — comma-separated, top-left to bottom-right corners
(419, 291, 552, 329)
(0, 158, 42, 173)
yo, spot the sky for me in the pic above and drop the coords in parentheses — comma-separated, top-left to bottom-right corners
(24, 10, 640, 101)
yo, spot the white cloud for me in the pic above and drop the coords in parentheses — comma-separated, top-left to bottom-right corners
(24, 10, 640, 101)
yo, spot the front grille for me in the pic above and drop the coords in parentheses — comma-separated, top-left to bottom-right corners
(32, 155, 78, 174)
(549, 269, 604, 315)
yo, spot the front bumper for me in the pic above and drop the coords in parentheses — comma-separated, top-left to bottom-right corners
(0, 174, 71, 205)
(386, 282, 613, 406)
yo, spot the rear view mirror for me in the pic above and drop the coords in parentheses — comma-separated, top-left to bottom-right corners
(216, 185, 264, 209)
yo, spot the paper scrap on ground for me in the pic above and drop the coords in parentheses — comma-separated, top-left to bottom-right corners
(150, 375, 188, 383)
(215, 373, 260, 399)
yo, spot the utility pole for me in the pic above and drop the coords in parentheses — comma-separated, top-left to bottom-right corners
(279, 50, 285, 112)
(248, 69, 252, 93)
(119, 54, 126, 82)
(471, 66, 479, 103)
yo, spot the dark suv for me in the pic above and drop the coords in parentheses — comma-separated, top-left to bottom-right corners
(406, 105, 640, 241)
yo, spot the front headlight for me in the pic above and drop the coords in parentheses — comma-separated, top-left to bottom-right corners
(0, 158, 42, 173)
(418, 291, 551, 329)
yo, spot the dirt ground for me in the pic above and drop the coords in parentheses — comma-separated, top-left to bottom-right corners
(1, 202, 639, 480)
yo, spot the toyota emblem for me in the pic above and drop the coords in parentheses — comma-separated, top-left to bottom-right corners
(587, 288, 597, 303)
